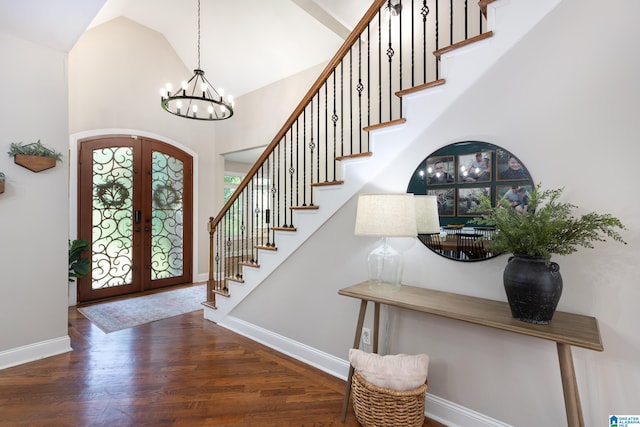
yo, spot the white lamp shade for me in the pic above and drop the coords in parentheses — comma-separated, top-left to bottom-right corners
(414, 195, 441, 234)
(354, 194, 417, 237)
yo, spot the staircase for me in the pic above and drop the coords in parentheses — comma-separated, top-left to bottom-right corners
(204, 0, 562, 324)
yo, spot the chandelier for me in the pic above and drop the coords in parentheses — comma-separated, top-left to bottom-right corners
(160, 0, 234, 121)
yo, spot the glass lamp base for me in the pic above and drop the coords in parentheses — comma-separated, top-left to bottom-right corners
(367, 238, 403, 292)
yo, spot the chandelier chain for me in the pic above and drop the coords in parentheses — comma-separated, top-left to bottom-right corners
(197, 0, 201, 70)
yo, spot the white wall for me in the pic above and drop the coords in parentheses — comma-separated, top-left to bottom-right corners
(0, 32, 71, 363)
(215, 62, 326, 157)
(230, 0, 640, 425)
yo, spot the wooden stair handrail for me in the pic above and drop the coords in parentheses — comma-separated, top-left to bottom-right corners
(210, 0, 388, 231)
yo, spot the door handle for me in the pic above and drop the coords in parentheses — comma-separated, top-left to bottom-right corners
(134, 210, 141, 224)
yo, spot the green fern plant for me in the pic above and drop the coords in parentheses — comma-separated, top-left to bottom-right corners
(470, 183, 627, 263)
(8, 140, 62, 161)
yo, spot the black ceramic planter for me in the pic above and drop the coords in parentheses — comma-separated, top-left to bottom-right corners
(503, 255, 563, 325)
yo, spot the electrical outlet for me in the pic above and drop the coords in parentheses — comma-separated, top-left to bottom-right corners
(361, 327, 371, 345)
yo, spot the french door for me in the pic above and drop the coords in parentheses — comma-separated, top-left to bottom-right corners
(77, 136, 193, 303)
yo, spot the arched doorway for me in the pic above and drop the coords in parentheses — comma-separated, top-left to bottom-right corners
(77, 135, 193, 303)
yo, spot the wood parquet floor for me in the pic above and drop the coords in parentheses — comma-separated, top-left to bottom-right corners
(0, 306, 445, 427)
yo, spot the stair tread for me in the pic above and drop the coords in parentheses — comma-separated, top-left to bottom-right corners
(434, 31, 494, 59)
(255, 244, 277, 251)
(273, 226, 297, 232)
(336, 152, 372, 161)
(312, 180, 344, 187)
(239, 261, 260, 268)
(363, 118, 407, 132)
(396, 79, 446, 97)
(290, 205, 320, 210)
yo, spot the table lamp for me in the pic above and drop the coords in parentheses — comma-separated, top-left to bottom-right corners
(414, 195, 441, 234)
(354, 193, 417, 291)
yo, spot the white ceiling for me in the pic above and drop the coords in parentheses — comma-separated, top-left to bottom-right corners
(0, 0, 370, 162)
(0, 0, 370, 98)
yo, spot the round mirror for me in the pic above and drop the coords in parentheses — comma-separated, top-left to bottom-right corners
(407, 141, 534, 261)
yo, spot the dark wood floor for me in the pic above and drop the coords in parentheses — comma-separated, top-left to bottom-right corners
(0, 305, 445, 426)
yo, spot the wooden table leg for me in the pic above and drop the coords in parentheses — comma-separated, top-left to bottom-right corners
(373, 302, 380, 354)
(557, 343, 585, 427)
(341, 300, 368, 422)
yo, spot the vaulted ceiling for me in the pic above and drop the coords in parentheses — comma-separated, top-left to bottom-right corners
(0, 0, 370, 98)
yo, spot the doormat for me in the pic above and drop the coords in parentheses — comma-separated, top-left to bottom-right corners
(77, 284, 206, 333)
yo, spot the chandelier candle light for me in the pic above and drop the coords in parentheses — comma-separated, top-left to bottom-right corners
(160, 0, 234, 121)
(354, 194, 417, 291)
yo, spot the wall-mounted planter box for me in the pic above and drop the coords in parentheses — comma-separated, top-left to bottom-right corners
(14, 154, 57, 172)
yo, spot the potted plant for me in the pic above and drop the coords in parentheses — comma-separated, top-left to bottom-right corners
(69, 239, 90, 283)
(8, 140, 63, 172)
(471, 183, 626, 324)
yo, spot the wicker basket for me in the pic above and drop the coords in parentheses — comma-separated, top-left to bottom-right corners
(351, 372, 427, 427)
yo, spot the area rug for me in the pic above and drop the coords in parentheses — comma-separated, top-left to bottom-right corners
(78, 284, 206, 333)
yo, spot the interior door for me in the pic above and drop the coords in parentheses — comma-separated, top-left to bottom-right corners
(77, 136, 193, 303)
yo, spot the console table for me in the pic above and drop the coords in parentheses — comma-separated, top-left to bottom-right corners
(339, 282, 603, 427)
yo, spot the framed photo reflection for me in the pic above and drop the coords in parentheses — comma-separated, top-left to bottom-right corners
(427, 188, 455, 217)
(458, 152, 492, 183)
(457, 187, 490, 216)
(427, 155, 455, 185)
(497, 149, 530, 181)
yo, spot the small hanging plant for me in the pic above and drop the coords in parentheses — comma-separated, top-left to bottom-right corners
(8, 140, 62, 161)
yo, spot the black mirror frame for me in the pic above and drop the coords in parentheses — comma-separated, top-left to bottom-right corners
(407, 141, 534, 262)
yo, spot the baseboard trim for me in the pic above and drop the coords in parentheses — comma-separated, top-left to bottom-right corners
(216, 315, 512, 427)
(0, 335, 72, 370)
(219, 315, 349, 379)
(426, 393, 514, 427)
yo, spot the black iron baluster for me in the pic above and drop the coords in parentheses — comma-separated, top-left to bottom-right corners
(411, 0, 415, 87)
(264, 158, 271, 247)
(276, 143, 283, 227)
(302, 112, 307, 207)
(450, 0, 454, 45)
(435, 0, 440, 79)
(367, 23, 371, 138)
(313, 93, 319, 205)
(465, 0, 468, 40)
(282, 133, 288, 225)
(387, 1, 394, 121)
(340, 59, 344, 158)
(226, 212, 233, 281)
(422, 0, 429, 84)
(257, 166, 262, 248)
(240, 192, 245, 267)
(289, 127, 294, 211)
(214, 223, 220, 292)
(250, 176, 257, 266)
(324, 81, 328, 182)
(398, 0, 403, 118)
(349, 48, 354, 155)
(309, 100, 315, 207)
(332, 71, 338, 180)
(378, 7, 382, 124)
(295, 121, 300, 207)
